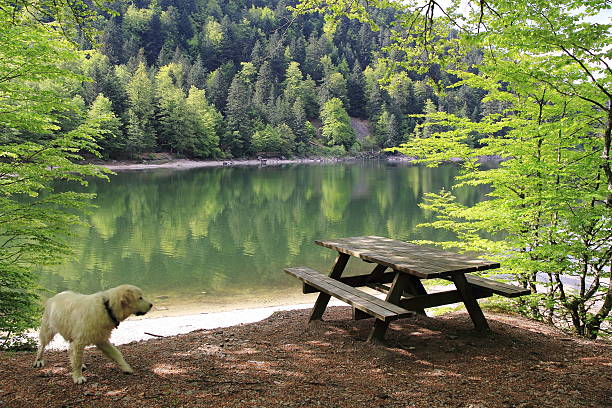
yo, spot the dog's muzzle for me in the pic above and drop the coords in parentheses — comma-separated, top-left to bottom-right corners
(135, 303, 153, 316)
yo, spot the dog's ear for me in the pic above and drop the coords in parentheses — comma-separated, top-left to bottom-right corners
(120, 289, 135, 307)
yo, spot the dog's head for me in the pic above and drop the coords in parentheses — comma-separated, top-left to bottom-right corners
(115, 285, 153, 317)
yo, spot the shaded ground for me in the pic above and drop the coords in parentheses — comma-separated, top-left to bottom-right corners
(1, 307, 611, 408)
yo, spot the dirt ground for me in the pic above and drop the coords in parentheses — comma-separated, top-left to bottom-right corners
(1, 307, 611, 408)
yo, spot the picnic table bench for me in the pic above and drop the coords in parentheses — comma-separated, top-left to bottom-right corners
(285, 236, 530, 342)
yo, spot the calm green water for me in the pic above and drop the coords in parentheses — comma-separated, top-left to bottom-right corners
(39, 161, 488, 306)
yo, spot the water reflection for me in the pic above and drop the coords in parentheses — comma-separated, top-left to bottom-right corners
(39, 161, 487, 304)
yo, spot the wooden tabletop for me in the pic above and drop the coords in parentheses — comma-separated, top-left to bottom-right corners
(315, 236, 500, 279)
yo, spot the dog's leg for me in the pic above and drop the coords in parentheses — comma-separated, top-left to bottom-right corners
(33, 322, 56, 368)
(96, 341, 133, 374)
(69, 343, 87, 384)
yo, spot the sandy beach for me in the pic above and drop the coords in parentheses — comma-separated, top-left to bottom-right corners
(37, 297, 348, 350)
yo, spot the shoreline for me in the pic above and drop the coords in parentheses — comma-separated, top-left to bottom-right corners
(91, 156, 376, 171)
(38, 298, 348, 350)
(37, 283, 456, 350)
(89, 154, 504, 171)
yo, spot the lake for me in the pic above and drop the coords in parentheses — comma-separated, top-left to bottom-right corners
(39, 160, 489, 315)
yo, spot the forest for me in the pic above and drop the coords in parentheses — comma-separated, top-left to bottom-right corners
(6, 0, 491, 159)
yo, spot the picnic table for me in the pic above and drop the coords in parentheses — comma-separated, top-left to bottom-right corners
(285, 236, 530, 342)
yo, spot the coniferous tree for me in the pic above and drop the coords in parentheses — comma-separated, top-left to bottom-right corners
(283, 61, 304, 106)
(186, 56, 207, 90)
(224, 64, 256, 156)
(347, 61, 366, 118)
(82, 53, 128, 117)
(250, 40, 265, 69)
(142, 12, 164, 65)
(254, 61, 276, 110)
(268, 96, 291, 126)
(304, 33, 325, 80)
(363, 66, 384, 121)
(318, 71, 348, 107)
(100, 17, 125, 65)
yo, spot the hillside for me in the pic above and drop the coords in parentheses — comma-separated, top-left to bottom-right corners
(10, 0, 492, 160)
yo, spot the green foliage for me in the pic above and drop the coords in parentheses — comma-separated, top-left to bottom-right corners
(320, 98, 355, 149)
(224, 65, 256, 156)
(185, 87, 223, 158)
(86, 94, 123, 157)
(351, 0, 611, 338)
(0, 5, 110, 347)
(296, 0, 612, 338)
(252, 124, 295, 156)
(126, 63, 156, 155)
(57, 0, 495, 159)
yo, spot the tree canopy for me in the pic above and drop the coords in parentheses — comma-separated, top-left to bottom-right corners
(0, 3, 110, 347)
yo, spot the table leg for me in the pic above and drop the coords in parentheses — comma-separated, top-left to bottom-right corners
(367, 320, 389, 343)
(367, 271, 411, 342)
(403, 275, 428, 315)
(354, 264, 389, 320)
(366, 264, 387, 283)
(308, 252, 350, 323)
(452, 272, 490, 331)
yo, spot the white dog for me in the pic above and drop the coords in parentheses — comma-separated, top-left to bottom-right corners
(33, 284, 153, 384)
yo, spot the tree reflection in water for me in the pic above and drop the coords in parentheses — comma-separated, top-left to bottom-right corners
(39, 162, 489, 305)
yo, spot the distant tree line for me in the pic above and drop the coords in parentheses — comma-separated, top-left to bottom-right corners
(0, 0, 497, 159)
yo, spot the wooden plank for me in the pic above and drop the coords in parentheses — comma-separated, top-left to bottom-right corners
(321, 236, 498, 270)
(451, 272, 490, 331)
(352, 308, 370, 320)
(316, 236, 500, 278)
(308, 253, 350, 322)
(367, 264, 388, 282)
(302, 271, 397, 293)
(301, 268, 412, 316)
(357, 237, 500, 275)
(316, 236, 498, 271)
(365, 272, 413, 343)
(367, 283, 493, 309)
(288, 268, 397, 320)
(402, 274, 428, 315)
(285, 267, 413, 321)
(367, 319, 390, 343)
(463, 274, 530, 297)
(398, 289, 492, 310)
(366, 283, 391, 293)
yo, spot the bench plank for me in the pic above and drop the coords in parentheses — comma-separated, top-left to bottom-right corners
(288, 268, 398, 320)
(302, 271, 397, 294)
(285, 267, 413, 322)
(290, 267, 410, 315)
(451, 274, 530, 298)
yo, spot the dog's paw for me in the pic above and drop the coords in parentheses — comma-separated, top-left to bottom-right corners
(72, 375, 87, 384)
(121, 365, 134, 375)
(33, 359, 45, 368)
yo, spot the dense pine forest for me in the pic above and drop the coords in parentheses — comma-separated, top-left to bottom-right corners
(45, 0, 490, 159)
